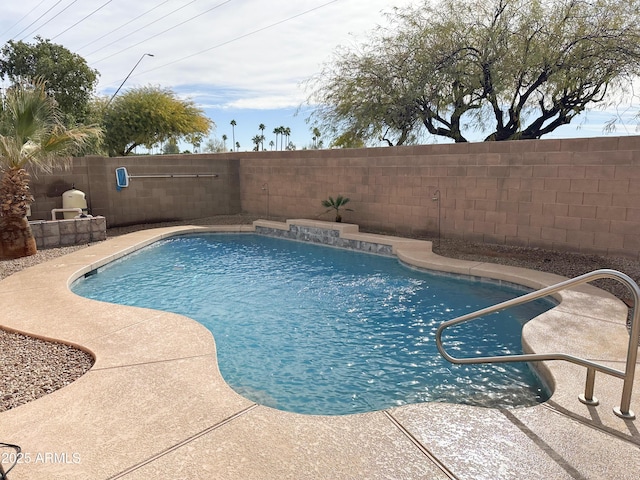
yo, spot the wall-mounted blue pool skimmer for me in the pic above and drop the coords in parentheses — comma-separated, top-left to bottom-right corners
(115, 167, 129, 190)
(115, 167, 218, 191)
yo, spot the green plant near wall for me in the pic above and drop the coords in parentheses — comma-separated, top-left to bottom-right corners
(322, 195, 353, 222)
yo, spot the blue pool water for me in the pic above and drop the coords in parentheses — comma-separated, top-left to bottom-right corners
(72, 234, 553, 415)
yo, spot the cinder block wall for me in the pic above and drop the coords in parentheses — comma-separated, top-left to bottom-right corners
(25, 136, 640, 259)
(239, 136, 640, 259)
(28, 154, 241, 226)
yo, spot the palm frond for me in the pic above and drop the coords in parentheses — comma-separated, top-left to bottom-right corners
(0, 78, 102, 173)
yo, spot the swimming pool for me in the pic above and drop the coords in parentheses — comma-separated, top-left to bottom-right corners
(72, 233, 553, 415)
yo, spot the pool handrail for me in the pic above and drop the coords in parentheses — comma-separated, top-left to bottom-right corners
(435, 269, 639, 420)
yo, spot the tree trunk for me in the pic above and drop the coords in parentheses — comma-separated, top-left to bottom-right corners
(0, 168, 37, 259)
(0, 216, 37, 259)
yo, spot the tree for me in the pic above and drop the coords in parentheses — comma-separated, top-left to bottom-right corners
(259, 123, 266, 150)
(162, 138, 180, 154)
(0, 79, 102, 259)
(273, 126, 281, 150)
(0, 37, 99, 126)
(312, 126, 322, 148)
(222, 133, 228, 151)
(274, 126, 287, 150)
(103, 86, 212, 156)
(284, 127, 291, 148)
(75, 95, 110, 156)
(308, 0, 640, 144)
(235, 141, 240, 151)
(230, 119, 236, 151)
(203, 136, 226, 153)
(252, 134, 262, 151)
(186, 132, 205, 153)
(330, 130, 366, 149)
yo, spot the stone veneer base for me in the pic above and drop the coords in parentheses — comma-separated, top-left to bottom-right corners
(254, 222, 394, 255)
(29, 216, 107, 249)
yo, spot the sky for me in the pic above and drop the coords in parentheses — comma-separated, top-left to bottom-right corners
(1, 0, 639, 151)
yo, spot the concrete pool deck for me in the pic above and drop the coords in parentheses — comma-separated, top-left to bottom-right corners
(0, 220, 638, 479)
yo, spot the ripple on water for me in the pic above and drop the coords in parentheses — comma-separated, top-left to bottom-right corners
(72, 234, 553, 415)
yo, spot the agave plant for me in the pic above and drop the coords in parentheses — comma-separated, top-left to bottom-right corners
(321, 195, 353, 222)
(0, 78, 102, 259)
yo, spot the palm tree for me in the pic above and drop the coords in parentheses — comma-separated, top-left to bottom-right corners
(269, 140, 274, 150)
(273, 127, 280, 150)
(312, 127, 322, 149)
(230, 119, 236, 151)
(235, 141, 240, 151)
(222, 134, 228, 151)
(252, 134, 262, 151)
(186, 132, 203, 153)
(284, 127, 291, 149)
(0, 79, 102, 259)
(321, 195, 353, 222)
(258, 123, 266, 150)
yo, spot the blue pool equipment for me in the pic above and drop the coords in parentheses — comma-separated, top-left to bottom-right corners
(115, 167, 129, 191)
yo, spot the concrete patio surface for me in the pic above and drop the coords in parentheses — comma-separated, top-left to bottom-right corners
(0, 221, 638, 479)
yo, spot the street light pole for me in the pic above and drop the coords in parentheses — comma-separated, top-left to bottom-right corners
(106, 53, 154, 106)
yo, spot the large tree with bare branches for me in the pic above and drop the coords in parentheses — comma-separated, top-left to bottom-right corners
(308, 0, 640, 145)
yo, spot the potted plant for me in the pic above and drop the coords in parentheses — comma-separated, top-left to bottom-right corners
(322, 195, 353, 222)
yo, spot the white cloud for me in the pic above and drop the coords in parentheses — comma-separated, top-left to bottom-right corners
(2, 0, 639, 148)
(0, 0, 411, 110)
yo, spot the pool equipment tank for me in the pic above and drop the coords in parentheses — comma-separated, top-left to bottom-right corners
(62, 187, 88, 219)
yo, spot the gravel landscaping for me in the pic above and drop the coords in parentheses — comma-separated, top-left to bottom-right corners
(1, 214, 639, 412)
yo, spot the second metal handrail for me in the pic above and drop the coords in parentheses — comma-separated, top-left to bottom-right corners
(435, 269, 639, 419)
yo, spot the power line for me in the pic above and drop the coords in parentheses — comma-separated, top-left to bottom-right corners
(92, 0, 234, 65)
(135, 0, 340, 79)
(85, 0, 200, 58)
(50, 0, 115, 41)
(0, 0, 48, 39)
(19, 0, 81, 41)
(77, 0, 172, 52)
(11, 0, 62, 41)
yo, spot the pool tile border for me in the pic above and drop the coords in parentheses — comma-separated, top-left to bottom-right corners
(0, 219, 638, 479)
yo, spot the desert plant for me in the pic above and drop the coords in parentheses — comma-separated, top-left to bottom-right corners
(0, 78, 102, 259)
(322, 195, 352, 222)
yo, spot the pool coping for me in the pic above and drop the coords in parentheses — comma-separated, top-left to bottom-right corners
(1, 219, 638, 479)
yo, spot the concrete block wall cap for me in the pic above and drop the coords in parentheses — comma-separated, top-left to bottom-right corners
(253, 219, 290, 231)
(198, 224, 256, 233)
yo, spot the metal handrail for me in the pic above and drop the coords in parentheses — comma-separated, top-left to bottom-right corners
(435, 269, 639, 419)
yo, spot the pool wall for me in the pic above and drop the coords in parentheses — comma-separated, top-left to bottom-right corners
(1, 220, 637, 479)
(254, 219, 420, 255)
